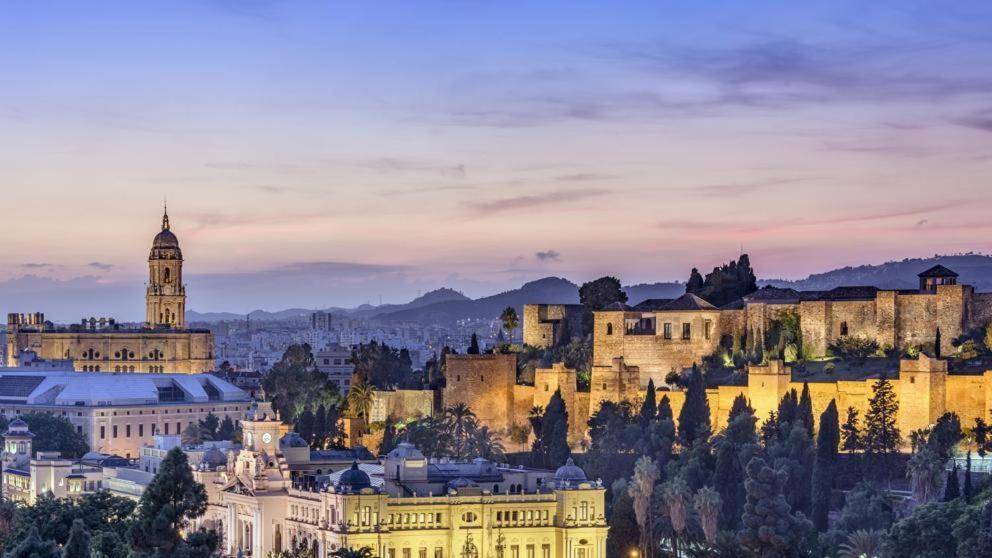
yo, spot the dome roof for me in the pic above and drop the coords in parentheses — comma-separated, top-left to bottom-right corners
(280, 432, 309, 448)
(152, 229, 180, 249)
(386, 442, 425, 461)
(202, 447, 227, 467)
(336, 462, 371, 492)
(4, 418, 33, 437)
(554, 458, 587, 485)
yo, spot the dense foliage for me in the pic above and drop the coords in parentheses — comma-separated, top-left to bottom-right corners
(0, 413, 88, 459)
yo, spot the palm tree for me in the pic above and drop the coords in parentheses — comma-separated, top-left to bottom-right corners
(628, 456, 660, 558)
(470, 426, 506, 462)
(444, 403, 479, 458)
(838, 530, 882, 558)
(907, 441, 945, 504)
(330, 547, 374, 558)
(499, 307, 519, 343)
(661, 478, 691, 556)
(693, 486, 722, 544)
(346, 379, 375, 422)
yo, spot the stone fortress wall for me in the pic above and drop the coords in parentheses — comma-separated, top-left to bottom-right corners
(440, 266, 992, 451)
(522, 304, 585, 349)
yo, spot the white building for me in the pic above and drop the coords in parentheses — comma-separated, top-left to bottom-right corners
(0, 370, 254, 458)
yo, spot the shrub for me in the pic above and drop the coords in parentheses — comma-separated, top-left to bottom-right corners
(828, 337, 880, 362)
(957, 340, 981, 361)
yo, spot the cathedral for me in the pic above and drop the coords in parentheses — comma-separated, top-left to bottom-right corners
(5, 207, 215, 373)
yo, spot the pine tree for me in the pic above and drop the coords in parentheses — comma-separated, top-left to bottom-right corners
(640, 379, 657, 423)
(811, 400, 839, 531)
(677, 365, 710, 446)
(468, 333, 480, 355)
(740, 457, 811, 557)
(62, 519, 90, 558)
(841, 406, 863, 452)
(944, 464, 960, 501)
(657, 394, 673, 422)
(198, 413, 220, 440)
(129, 447, 209, 555)
(863, 375, 900, 479)
(798, 383, 814, 438)
(5, 527, 59, 558)
(217, 415, 236, 441)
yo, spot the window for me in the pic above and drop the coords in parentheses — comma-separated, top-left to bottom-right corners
(100, 426, 105, 439)
(164, 423, 169, 435)
(704, 320, 712, 340)
(840, 322, 849, 336)
(606, 323, 613, 335)
(663, 323, 673, 339)
(126, 425, 131, 438)
(682, 323, 691, 340)
(139, 424, 144, 437)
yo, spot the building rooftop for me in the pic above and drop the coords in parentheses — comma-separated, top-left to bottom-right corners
(0, 371, 247, 406)
(918, 264, 959, 278)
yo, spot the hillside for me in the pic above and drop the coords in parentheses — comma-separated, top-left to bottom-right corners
(374, 277, 579, 325)
(763, 254, 992, 291)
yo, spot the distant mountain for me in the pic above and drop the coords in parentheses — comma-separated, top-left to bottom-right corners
(373, 277, 580, 325)
(763, 254, 992, 292)
(623, 282, 686, 306)
(349, 288, 471, 319)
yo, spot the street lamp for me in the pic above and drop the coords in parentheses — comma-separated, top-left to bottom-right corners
(629, 549, 639, 558)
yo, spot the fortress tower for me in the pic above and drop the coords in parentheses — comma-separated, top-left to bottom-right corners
(146, 205, 186, 329)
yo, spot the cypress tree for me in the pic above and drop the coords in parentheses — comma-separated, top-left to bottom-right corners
(798, 382, 814, 438)
(728, 393, 752, 423)
(62, 519, 91, 558)
(658, 394, 673, 422)
(935, 327, 942, 359)
(535, 389, 570, 468)
(778, 389, 799, 428)
(964, 452, 973, 502)
(296, 408, 316, 446)
(313, 405, 328, 448)
(714, 412, 757, 531)
(677, 365, 710, 446)
(468, 333, 480, 355)
(944, 464, 960, 501)
(5, 527, 58, 558)
(640, 379, 657, 423)
(380, 419, 397, 456)
(811, 400, 839, 531)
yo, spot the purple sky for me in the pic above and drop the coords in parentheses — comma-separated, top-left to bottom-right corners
(2, 1, 992, 319)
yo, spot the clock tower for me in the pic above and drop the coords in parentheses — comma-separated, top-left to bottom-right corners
(146, 204, 187, 329)
(240, 402, 282, 455)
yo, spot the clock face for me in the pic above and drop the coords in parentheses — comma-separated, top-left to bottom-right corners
(262, 433, 272, 444)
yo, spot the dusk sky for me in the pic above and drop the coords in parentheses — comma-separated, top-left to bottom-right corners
(2, 1, 992, 319)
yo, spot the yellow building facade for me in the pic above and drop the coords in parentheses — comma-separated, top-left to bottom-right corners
(199, 413, 608, 558)
(5, 208, 214, 373)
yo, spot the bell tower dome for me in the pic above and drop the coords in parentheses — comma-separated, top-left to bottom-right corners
(146, 203, 186, 329)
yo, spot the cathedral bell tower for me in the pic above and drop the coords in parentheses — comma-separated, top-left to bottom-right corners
(146, 205, 186, 329)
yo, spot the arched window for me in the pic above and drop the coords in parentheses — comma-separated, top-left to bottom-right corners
(164, 267, 171, 283)
(606, 323, 613, 335)
(840, 322, 849, 336)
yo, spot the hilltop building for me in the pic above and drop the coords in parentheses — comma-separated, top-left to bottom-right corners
(5, 207, 215, 373)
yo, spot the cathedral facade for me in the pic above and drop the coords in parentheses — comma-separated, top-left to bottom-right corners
(5, 208, 215, 373)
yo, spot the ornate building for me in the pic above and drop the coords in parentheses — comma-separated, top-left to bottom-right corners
(196, 411, 608, 558)
(5, 207, 215, 373)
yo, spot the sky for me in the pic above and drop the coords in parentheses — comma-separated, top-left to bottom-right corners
(2, 0, 992, 319)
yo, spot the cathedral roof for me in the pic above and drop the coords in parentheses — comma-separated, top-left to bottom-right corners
(152, 206, 181, 250)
